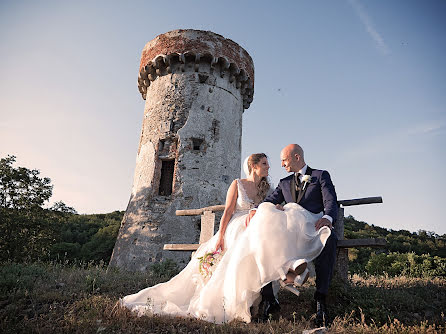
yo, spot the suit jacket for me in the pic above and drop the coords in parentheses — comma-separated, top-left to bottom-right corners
(264, 167, 338, 224)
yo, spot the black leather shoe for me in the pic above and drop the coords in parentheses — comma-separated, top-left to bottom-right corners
(258, 298, 280, 322)
(315, 300, 329, 327)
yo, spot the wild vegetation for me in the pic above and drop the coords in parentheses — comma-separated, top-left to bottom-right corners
(0, 155, 123, 264)
(344, 215, 446, 277)
(1, 155, 444, 277)
(1, 155, 445, 332)
(0, 261, 444, 333)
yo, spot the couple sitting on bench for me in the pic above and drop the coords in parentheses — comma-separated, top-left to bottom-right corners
(121, 144, 337, 327)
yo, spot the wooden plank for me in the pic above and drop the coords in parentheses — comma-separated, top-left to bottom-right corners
(337, 238, 386, 248)
(199, 211, 215, 244)
(165, 238, 386, 252)
(334, 207, 348, 282)
(163, 244, 200, 251)
(176, 197, 383, 217)
(338, 197, 383, 207)
(176, 205, 225, 216)
(175, 196, 383, 217)
(334, 207, 345, 240)
(164, 238, 387, 251)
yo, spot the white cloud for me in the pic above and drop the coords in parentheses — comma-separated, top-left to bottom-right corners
(348, 0, 390, 55)
(407, 120, 446, 136)
(337, 120, 444, 164)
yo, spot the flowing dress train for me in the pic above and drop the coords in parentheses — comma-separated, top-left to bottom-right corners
(120, 179, 331, 323)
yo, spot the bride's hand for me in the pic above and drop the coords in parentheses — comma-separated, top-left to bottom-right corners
(245, 209, 256, 227)
(215, 236, 225, 252)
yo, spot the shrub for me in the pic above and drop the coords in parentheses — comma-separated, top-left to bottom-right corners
(150, 259, 180, 279)
(366, 252, 446, 277)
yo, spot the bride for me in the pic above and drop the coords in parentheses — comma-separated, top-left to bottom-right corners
(120, 153, 331, 323)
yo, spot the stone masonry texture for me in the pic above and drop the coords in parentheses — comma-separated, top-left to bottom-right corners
(109, 30, 254, 271)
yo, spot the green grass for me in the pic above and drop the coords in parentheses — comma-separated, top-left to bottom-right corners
(0, 262, 444, 333)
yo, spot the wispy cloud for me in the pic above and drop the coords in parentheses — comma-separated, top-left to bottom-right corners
(407, 120, 446, 136)
(348, 0, 390, 55)
(337, 120, 445, 164)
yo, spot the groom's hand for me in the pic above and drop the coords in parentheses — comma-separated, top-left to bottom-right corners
(275, 204, 284, 211)
(315, 218, 332, 231)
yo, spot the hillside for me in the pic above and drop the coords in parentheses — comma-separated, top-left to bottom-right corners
(1, 207, 445, 278)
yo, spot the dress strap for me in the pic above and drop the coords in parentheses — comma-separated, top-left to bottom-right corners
(235, 179, 243, 200)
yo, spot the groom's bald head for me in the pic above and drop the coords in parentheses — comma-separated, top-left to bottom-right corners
(285, 144, 304, 159)
(280, 144, 305, 173)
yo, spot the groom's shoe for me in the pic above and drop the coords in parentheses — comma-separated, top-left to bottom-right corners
(258, 298, 280, 322)
(315, 300, 329, 327)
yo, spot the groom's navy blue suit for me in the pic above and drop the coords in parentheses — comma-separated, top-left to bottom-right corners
(262, 166, 338, 302)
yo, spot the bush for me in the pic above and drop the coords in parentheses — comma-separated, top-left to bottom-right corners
(366, 252, 446, 277)
(0, 262, 49, 293)
(150, 259, 180, 279)
(0, 207, 123, 264)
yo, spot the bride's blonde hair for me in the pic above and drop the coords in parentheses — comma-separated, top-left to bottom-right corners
(247, 153, 271, 202)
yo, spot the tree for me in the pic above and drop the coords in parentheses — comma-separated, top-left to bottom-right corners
(51, 201, 77, 214)
(0, 155, 53, 209)
(0, 155, 125, 264)
(0, 155, 57, 262)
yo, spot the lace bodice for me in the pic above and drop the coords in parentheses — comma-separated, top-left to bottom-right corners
(235, 179, 256, 212)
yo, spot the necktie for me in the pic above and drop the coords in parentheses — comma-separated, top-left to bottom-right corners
(295, 172, 302, 192)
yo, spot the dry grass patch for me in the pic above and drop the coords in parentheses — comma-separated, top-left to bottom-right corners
(0, 262, 444, 333)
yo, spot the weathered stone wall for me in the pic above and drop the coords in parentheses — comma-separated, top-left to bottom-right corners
(109, 30, 254, 271)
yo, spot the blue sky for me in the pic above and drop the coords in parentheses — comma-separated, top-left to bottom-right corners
(1, 1, 445, 234)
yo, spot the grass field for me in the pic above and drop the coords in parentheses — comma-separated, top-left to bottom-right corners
(1, 262, 444, 333)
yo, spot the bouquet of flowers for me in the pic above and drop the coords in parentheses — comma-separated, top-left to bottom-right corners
(197, 250, 223, 279)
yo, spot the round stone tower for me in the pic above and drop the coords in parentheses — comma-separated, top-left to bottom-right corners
(109, 30, 254, 271)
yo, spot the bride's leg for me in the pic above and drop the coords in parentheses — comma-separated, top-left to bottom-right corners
(283, 271, 297, 284)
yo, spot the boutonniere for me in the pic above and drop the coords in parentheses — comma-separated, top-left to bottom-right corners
(301, 175, 311, 191)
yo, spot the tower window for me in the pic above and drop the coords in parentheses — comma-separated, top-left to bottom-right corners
(158, 160, 174, 196)
(192, 138, 203, 151)
(158, 139, 165, 151)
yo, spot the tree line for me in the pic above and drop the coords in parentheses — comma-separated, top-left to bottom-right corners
(0, 155, 122, 263)
(344, 215, 445, 277)
(1, 155, 445, 277)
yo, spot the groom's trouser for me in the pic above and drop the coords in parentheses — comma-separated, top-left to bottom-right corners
(313, 231, 337, 300)
(261, 231, 338, 303)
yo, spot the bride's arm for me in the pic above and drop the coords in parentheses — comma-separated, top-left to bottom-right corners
(215, 180, 238, 251)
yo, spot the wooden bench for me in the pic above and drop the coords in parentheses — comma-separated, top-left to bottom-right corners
(164, 197, 385, 281)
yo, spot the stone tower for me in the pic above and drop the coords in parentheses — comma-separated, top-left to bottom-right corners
(109, 30, 254, 271)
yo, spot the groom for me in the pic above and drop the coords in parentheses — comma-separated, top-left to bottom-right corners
(252, 144, 338, 326)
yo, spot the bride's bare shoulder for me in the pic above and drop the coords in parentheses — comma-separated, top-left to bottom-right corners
(229, 178, 240, 189)
(238, 178, 249, 188)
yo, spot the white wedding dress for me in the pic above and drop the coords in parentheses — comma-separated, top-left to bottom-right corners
(120, 179, 331, 323)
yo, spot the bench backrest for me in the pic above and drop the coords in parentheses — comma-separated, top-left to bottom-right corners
(175, 197, 383, 244)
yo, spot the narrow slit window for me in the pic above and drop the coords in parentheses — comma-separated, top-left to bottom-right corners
(158, 160, 175, 196)
(158, 139, 165, 151)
